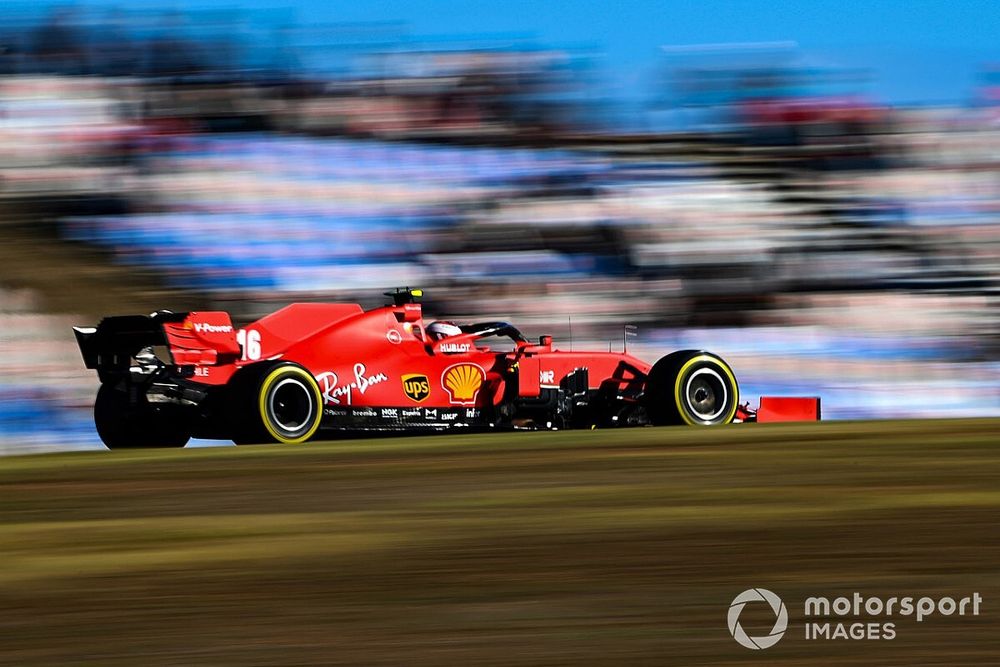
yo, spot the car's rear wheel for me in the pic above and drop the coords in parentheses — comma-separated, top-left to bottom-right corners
(228, 362, 323, 445)
(645, 350, 739, 426)
(94, 383, 190, 449)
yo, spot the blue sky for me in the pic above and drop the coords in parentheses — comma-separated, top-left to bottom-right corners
(275, 0, 999, 104)
(27, 0, 1000, 104)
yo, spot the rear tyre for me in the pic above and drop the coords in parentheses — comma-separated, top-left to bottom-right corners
(94, 383, 190, 449)
(228, 362, 323, 445)
(645, 350, 739, 426)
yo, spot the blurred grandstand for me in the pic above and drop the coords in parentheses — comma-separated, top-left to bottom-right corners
(0, 8, 997, 451)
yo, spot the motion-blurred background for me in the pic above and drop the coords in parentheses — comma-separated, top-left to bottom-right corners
(0, 1, 997, 451)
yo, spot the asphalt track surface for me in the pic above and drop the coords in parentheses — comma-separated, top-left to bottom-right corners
(1, 419, 998, 666)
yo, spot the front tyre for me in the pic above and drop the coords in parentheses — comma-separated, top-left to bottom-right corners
(94, 383, 190, 449)
(645, 350, 739, 426)
(229, 362, 323, 445)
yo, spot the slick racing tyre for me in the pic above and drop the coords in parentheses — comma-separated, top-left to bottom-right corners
(94, 383, 190, 449)
(645, 350, 739, 426)
(228, 362, 323, 445)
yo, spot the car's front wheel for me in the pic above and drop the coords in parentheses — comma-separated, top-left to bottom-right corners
(645, 350, 739, 426)
(228, 362, 323, 445)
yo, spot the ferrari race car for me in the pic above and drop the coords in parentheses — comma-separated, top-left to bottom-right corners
(74, 289, 820, 449)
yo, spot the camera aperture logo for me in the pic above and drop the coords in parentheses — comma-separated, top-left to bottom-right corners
(728, 588, 788, 650)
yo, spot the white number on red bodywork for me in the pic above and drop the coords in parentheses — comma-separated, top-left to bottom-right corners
(237, 329, 262, 361)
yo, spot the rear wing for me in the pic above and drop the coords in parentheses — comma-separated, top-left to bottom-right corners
(74, 311, 240, 380)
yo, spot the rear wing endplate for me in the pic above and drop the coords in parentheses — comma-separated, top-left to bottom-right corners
(74, 311, 186, 374)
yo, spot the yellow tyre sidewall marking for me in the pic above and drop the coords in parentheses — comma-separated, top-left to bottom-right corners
(258, 366, 323, 444)
(672, 355, 739, 426)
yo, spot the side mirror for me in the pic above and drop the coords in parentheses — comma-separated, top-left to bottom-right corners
(394, 303, 422, 323)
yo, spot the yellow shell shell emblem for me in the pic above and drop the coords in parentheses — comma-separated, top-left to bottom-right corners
(442, 363, 485, 405)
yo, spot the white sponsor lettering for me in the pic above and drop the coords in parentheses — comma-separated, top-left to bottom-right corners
(381, 408, 399, 419)
(440, 342, 471, 353)
(402, 408, 422, 418)
(540, 370, 556, 384)
(424, 408, 437, 420)
(194, 322, 233, 334)
(315, 363, 389, 405)
(441, 412, 459, 421)
(465, 408, 480, 419)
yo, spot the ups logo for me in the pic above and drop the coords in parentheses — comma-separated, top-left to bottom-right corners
(402, 374, 430, 402)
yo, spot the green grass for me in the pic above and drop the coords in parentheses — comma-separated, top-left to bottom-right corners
(1, 419, 999, 665)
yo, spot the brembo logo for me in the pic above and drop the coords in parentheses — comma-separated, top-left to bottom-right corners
(193, 322, 233, 334)
(728, 588, 788, 650)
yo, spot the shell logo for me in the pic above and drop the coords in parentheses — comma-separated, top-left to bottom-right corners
(442, 363, 486, 405)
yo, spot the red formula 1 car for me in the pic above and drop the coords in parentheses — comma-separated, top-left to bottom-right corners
(74, 289, 820, 449)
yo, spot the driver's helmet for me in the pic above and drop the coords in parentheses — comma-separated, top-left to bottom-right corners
(427, 321, 462, 341)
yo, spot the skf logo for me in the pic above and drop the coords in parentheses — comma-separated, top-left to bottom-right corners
(402, 374, 430, 402)
(442, 364, 485, 406)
